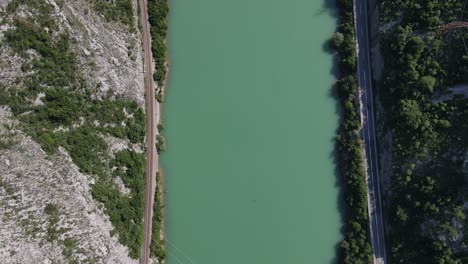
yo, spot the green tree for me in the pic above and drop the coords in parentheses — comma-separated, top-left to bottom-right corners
(398, 99, 424, 130)
(418, 76, 436, 93)
(331, 31, 345, 49)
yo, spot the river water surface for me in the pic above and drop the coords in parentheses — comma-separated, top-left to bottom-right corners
(162, 1, 341, 263)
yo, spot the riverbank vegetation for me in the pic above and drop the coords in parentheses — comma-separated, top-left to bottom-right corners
(147, 0, 169, 260)
(150, 172, 166, 260)
(0, 0, 146, 259)
(333, 0, 373, 263)
(148, 0, 168, 101)
(378, 0, 468, 262)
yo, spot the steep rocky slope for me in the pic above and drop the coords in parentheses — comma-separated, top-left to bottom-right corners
(0, 107, 137, 263)
(0, 0, 149, 263)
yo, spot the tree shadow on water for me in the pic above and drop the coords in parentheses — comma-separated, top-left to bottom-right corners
(315, 0, 339, 17)
(320, 0, 347, 264)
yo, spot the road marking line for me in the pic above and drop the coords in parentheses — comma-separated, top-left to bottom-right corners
(356, 0, 386, 260)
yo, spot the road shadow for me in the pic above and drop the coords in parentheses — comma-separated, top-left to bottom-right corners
(321, 0, 347, 264)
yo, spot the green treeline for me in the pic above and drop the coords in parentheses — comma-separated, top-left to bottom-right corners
(146, 0, 169, 260)
(148, 0, 169, 101)
(378, 0, 468, 263)
(0, 1, 146, 259)
(332, 0, 373, 263)
(150, 172, 166, 260)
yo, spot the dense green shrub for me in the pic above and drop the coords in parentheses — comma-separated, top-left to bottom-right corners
(146, 1, 168, 259)
(92, 150, 146, 259)
(378, 0, 468, 262)
(148, 0, 168, 91)
(150, 172, 166, 260)
(380, 0, 464, 29)
(92, 0, 135, 27)
(331, 31, 345, 49)
(156, 134, 166, 153)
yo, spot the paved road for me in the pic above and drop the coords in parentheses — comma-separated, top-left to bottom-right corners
(139, 0, 160, 263)
(353, 0, 388, 263)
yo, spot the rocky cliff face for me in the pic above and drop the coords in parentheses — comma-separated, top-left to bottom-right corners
(0, 108, 137, 263)
(0, 0, 147, 263)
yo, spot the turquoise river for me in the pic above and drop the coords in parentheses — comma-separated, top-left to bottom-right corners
(161, 0, 341, 263)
